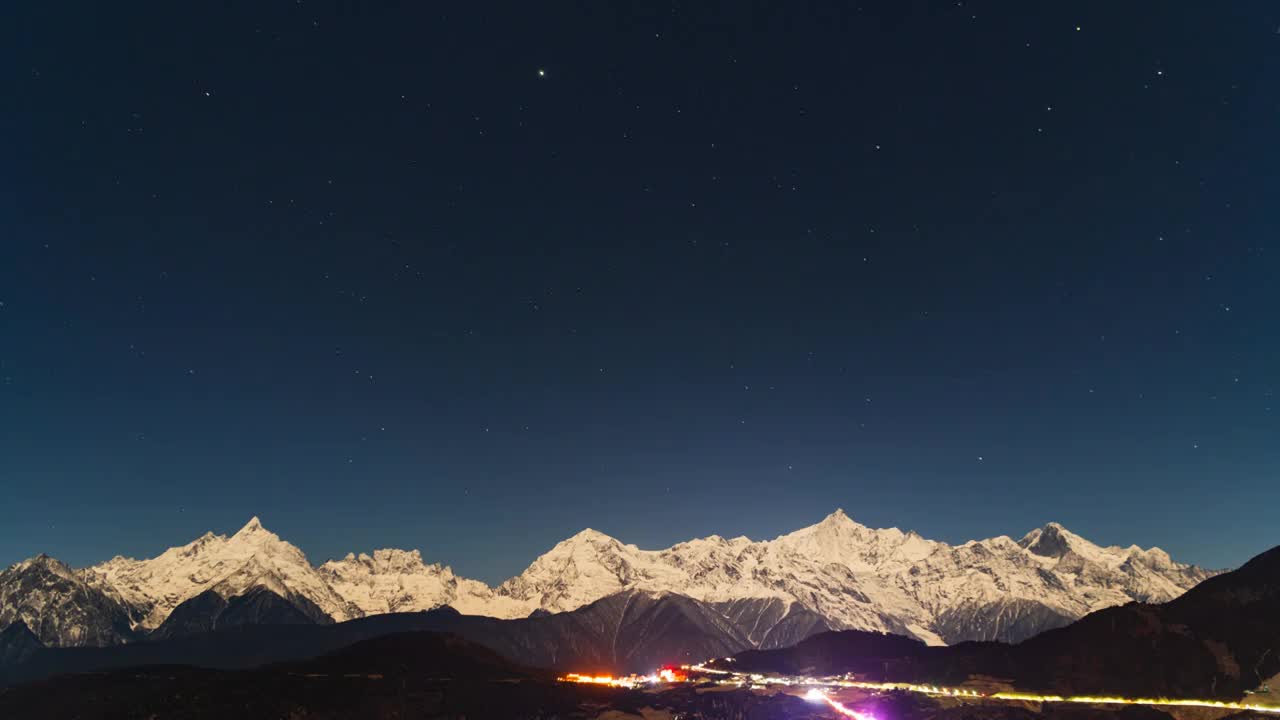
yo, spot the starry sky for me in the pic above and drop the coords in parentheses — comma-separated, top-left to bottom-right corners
(2, 2, 1278, 583)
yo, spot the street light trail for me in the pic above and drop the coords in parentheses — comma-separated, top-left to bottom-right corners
(561, 662, 1280, 717)
(805, 688, 877, 719)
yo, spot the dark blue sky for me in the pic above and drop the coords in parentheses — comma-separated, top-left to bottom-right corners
(2, 2, 1277, 583)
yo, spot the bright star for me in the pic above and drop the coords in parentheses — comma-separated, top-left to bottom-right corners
(537, 69, 546, 77)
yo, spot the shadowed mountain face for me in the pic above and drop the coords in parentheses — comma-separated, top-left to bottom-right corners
(0, 556, 139, 648)
(151, 587, 327, 641)
(450, 588, 794, 670)
(716, 544, 1280, 700)
(0, 621, 43, 666)
(932, 597, 1076, 645)
(0, 587, 828, 686)
(150, 590, 230, 640)
(709, 596, 835, 649)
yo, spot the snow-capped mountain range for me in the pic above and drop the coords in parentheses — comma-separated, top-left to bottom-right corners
(0, 510, 1217, 649)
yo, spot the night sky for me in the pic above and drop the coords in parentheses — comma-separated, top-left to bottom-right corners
(3, 2, 1277, 583)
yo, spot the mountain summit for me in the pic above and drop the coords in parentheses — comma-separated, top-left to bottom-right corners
(233, 516, 267, 537)
(77, 516, 356, 634)
(1019, 522, 1081, 558)
(2, 512, 1216, 648)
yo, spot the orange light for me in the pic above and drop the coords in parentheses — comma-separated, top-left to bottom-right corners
(657, 667, 687, 683)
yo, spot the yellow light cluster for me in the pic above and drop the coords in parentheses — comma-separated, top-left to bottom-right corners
(839, 680, 981, 697)
(991, 691, 1280, 714)
(558, 673, 647, 688)
(567, 659, 1280, 717)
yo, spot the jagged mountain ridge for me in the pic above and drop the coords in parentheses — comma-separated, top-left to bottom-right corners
(0, 555, 138, 648)
(316, 548, 531, 618)
(80, 517, 357, 631)
(493, 511, 1217, 645)
(1, 510, 1215, 649)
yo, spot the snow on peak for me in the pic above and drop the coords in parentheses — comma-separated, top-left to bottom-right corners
(495, 528, 675, 612)
(324, 548, 441, 576)
(561, 528, 620, 546)
(796, 508, 865, 537)
(1020, 522, 1076, 557)
(32, 509, 1215, 648)
(11, 554, 77, 581)
(1018, 522, 1157, 569)
(825, 507, 853, 523)
(367, 548, 427, 569)
(82, 518, 354, 630)
(768, 509, 937, 574)
(232, 516, 270, 539)
(318, 546, 532, 619)
(1022, 521, 1083, 542)
(212, 557, 290, 599)
(1144, 546, 1173, 564)
(493, 509, 1214, 644)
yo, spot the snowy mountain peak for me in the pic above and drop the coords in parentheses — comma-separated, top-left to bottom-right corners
(1125, 545, 1175, 571)
(773, 509, 898, 565)
(811, 508, 862, 531)
(1017, 522, 1114, 564)
(494, 528, 662, 613)
(12, 555, 76, 581)
(563, 528, 619, 545)
(79, 517, 356, 630)
(777, 509, 851, 545)
(233, 516, 268, 538)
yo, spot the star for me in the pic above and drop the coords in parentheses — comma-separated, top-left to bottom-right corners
(537, 68, 546, 77)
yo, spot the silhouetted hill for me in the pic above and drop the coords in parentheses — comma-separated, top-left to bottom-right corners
(0, 621, 43, 666)
(0, 588, 797, 686)
(276, 630, 541, 679)
(727, 628, 928, 676)
(151, 587, 321, 640)
(1007, 544, 1280, 697)
(0, 631, 576, 720)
